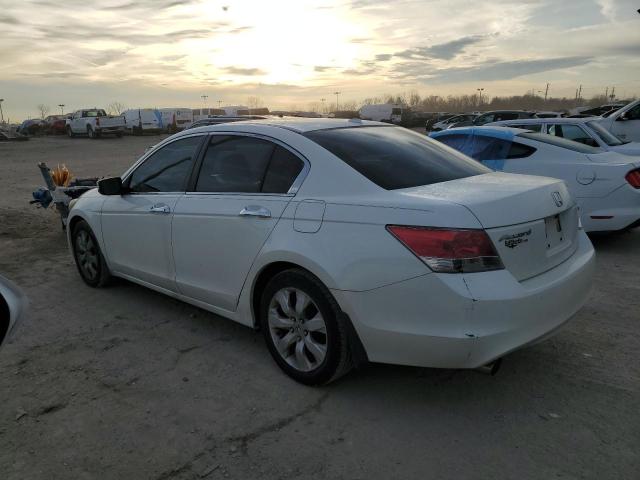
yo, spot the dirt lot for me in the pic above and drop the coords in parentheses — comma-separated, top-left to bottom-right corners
(1, 136, 639, 479)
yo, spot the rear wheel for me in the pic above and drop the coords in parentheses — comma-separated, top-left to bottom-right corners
(67, 126, 75, 138)
(260, 269, 352, 385)
(72, 220, 112, 287)
(87, 126, 96, 139)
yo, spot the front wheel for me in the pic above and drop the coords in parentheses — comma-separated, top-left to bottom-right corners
(260, 269, 352, 385)
(67, 126, 75, 138)
(72, 220, 112, 287)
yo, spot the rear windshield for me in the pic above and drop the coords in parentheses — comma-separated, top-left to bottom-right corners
(517, 132, 602, 153)
(305, 126, 490, 190)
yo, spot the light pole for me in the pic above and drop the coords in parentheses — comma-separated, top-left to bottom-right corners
(0, 99, 4, 124)
(217, 100, 222, 108)
(201, 95, 208, 109)
(477, 88, 484, 107)
(321, 98, 326, 114)
(334, 91, 341, 111)
(58, 104, 65, 115)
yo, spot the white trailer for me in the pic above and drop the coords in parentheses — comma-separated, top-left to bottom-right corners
(159, 108, 193, 132)
(359, 104, 403, 123)
(223, 105, 250, 116)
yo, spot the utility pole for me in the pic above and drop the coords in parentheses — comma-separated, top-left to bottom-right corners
(334, 92, 341, 111)
(201, 95, 208, 108)
(605, 87, 608, 99)
(544, 83, 549, 101)
(577, 84, 582, 101)
(321, 98, 326, 114)
(610, 86, 615, 101)
(58, 104, 65, 115)
(0, 99, 4, 124)
(217, 100, 222, 108)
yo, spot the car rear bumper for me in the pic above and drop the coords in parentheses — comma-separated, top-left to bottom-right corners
(333, 230, 595, 369)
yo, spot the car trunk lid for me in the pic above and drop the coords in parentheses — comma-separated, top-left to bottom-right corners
(397, 172, 579, 281)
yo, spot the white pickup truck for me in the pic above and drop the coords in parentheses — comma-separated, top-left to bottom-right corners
(66, 109, 125, 138)
(595, 99, 640, 142)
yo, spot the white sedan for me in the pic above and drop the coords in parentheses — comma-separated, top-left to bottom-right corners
(68, 119, 595, 384)
(488, 117, 640, 156)
(431, 126, 640, 232)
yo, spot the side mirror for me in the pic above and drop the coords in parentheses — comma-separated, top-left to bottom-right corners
(617, 113, 628, 121)
(98, 177, 123, 195)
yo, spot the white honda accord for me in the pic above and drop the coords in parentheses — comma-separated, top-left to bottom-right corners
(67, 119, 595, 384)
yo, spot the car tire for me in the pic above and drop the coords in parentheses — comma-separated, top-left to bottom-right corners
(260, 269, 352, 385)
(67, 126, 75, 138)
(87, 126, 96, 139)
(71, 220, 112, 288)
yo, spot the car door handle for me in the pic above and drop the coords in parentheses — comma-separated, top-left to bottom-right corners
(149, 204, 170, 214)
(239, 205, 271, 218)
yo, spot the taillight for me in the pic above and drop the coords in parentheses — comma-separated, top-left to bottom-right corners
(626, 169, 640, 188)
(387, 225, 504, 274)
(96, 117, 100, 126)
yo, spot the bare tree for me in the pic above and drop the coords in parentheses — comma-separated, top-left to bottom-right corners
(37, 104, 50, 119)
(108, 101, 126, 115)
(246, 96, 264, 109)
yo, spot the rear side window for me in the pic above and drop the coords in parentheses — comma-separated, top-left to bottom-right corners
(262, 146, 304, 193)
(547, 124, 597, 146)
(128, 136, 203, 192)
(305, 126, 489, 190)
(507, 142, 536, 159)
(495, 112, 519, 121)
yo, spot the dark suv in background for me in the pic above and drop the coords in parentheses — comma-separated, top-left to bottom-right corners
(451, 110, 535, 128)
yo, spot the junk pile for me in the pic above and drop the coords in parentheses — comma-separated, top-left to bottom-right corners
(31, 162, 98, 229)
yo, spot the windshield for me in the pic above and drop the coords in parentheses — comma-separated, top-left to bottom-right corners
(518, 132, 602, 153)
(586, 121, 627, 145)
(305, 126, 490, 190)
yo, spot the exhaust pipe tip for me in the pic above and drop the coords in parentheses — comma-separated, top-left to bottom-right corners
(475, 358, 502, 376)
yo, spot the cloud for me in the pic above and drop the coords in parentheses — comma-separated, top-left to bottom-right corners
(396, 35, 487, 61)
(374, 54, 392, 61)
(222, 66, 266, 76)
(314, 66, 336, 72)
(0, 13, 20, 24)
(421, 56, 594, 83)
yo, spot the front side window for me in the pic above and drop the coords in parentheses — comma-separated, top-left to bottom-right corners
(495, 112, 519, 121)
(625, 104, 640, 120)
(475, 114, 495, 125)
(195, 136, 303, 194)
(305, 126, 489, 190)
(517, 132, 602, 153)
(128, 136, 203, 192)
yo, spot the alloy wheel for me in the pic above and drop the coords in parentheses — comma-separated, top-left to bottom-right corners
(75, 230, 99, 281)
(267, 287, 328, 372)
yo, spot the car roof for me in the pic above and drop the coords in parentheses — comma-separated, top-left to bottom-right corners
(178, 117, 388, 134)
(491, 117, 601, 125)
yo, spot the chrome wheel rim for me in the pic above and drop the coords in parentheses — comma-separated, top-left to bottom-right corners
(75, 230, 99, 280)
(268, 287, 327, 372)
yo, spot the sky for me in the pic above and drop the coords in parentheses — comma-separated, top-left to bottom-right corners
(1, 0, 639, 120)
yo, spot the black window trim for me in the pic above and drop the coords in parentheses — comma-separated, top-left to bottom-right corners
(121, 133, 208, 195)
(184, 132, 310, 197)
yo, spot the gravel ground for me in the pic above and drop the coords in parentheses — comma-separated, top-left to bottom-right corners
(0, 136, 638, 480)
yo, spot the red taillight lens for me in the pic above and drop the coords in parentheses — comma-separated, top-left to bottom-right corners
(96, 117, 100, 126)
(387, 225, 504, 273)
(626, 169, 640, 188)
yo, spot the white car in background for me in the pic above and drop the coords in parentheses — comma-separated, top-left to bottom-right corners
(595, 99, 640, 142)
(431, 126, 640, 232)
(67, 119, 595, 384)
(488, 117, 640, 156)
(431, 113, 478, 131)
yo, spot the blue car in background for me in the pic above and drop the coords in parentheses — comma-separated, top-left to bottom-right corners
(429, 126, 640, 232)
